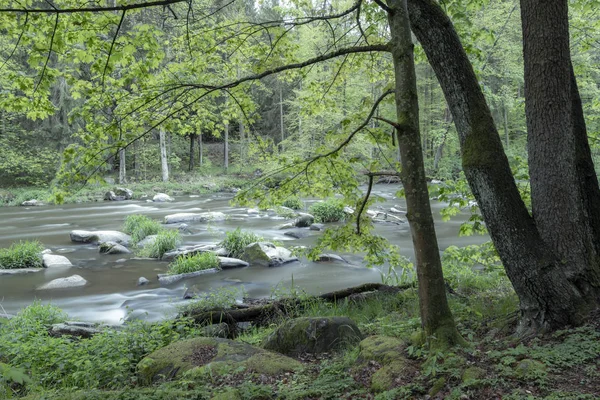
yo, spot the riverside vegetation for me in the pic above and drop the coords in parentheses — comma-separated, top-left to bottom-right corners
(0, 243, 598, 399)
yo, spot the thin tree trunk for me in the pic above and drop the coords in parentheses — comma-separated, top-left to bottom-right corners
(239, 120, 245, 165)
(118, 148, 126, 184)
(387, 0, 463, 348)
(407, 0, 589, 332)
(224, 123, 229, 171)
(502, 100, 509, 149)
(159, 127, 169, 182)
(280, 86, 285, 152)
(198, 132, 203, 166)
(189, 133, 196, 171)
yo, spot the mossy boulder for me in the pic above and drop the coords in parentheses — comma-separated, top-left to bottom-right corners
(137, 337, 301, 385)
(462, 366, 486, 383)
(514, 359, 547, 380)
(211, 388, 242, 400)
(357, 336, 409, 391)
(262, 316, 363, 356)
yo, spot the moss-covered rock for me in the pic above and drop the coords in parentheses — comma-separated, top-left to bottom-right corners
(211, 388, 242, 400)
(137, 337, 301, 385)
(371, 361, 407, 392)
(262, 316, 363, 356)
(429, 376, 446, 397)
(357, 336, 408, 391)
(462, 366, 486, 383)
(514, 359, 547, 380)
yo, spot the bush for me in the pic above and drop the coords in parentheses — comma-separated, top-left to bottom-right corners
(122, 214, 162, 244)
(0, 240, 44, 269)
(309, 199, 346, 223)
(139, 230, 181, 258)
(167, 252, 220, 275)
(219, 228, 263, 258)
(282, 197, 303, 210)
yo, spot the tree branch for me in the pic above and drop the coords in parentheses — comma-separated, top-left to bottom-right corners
(0, 0, 189, 14)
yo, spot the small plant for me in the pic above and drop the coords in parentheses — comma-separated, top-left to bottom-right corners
(139, 229, 181, 258)
(179, 286, 246, 314)
(0, 240, 43, 269)
(219, 228, 263, 258)
(122, 214, 162, 244)
(167, 252, 220, 275)
(275, 206, 298, 219)
(309, 198, 346, 223)
(282, 196, 303, 210)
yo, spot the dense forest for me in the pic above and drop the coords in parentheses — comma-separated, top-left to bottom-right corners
(1, 0, 600, 399)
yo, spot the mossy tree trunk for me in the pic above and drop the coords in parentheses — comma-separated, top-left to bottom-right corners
(407, 0, 600, 332)
(386, 0, 464, 348)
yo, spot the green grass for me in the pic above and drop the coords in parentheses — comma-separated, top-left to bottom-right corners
(167, 252, 220, 275)
(138, 230, 181, 258)
(0, 240, 44, 269)
(219, 228, 263, 258)
(122, 214, 162, 244)
(309, 198, 346, 223)
(281, 197, 303, 210)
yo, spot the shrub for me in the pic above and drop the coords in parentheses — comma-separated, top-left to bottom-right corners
(282, 197, 303, 210)
(167, 252, 220, 275)
(309, 199, 346, 223)
(0, 240, 43, 269)
(219, 228, 263, 258)
(139, 230, 181, 258)
(122, 214, 162, 244)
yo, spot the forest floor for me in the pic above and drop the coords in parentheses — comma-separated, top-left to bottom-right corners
(2, 283, 599, 400)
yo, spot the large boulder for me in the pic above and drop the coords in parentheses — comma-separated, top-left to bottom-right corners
(241, 242, 298, 267)
(104, 191, 124, 201)
(37, 274, 87, 290)
(294, 213, 314, 228)
(218, 257, 249, 269)
(99, 241, 131, 255)
(70, 230, 131, 246)
(284, 229, 310, 239)
(137, 337, 302, 385)
(114, 187, 133, 200)
(357, 335, 409, 392)
(262, 316, 363, 356)
(153, 193, 174, 202)
(42, 254, 73, 268)
(137, 235, 157, 249)
(164, 212, 226, 224)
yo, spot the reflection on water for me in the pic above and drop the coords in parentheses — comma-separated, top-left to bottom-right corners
(0, 185, 488, 323)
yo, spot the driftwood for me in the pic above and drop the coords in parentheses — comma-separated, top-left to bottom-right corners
(180, 283, 411, 328)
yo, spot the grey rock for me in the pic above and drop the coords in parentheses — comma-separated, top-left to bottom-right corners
(37, 274, 87, 290)
(42, 254, 73, 268)
(218, 256, 249, 269)
(104, 191, 125, 201)
(294, 213, 314, 227)
(178, 223, 190, 232)
(114, 187, 133, 200)
(153, 193, 174, 202)
(247, 208, 259, 214)
(160, 244, 223, 261)
(262, 316, 363, 355)
(278, 222, 296, 230)
(137, 235, 157, 249)
(163, 211, 226, 224)
(70, 230, 131, 246)
(51, 322, 101, 338)
(284, 229, 310, 239)
(200, 323, 232, 339)
(21, 199, 42, 206)
(41, 249, 53, 254)
(309, 223, 325, 231)
(138, 277, 150, 286)
(241, 242, 298, 267)
(0, 268, 43, 275)
(315, 253, 348, 263)
(99, 241, 131, 255)
(157, 268, 219, 285)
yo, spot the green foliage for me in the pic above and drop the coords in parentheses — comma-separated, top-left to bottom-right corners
(281, 197, 303, 210)
(179, 286, 246, 314)
(122, 214, 162, 245)
(309, 198, 347, 223)
(0, 240, 44, 269)
(138, 230, 181, 258)
(167, 252, 220, 275)
(219, 228, 263, 258)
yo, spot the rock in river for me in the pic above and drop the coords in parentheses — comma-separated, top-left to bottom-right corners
(70, 230, 131, 246)
(37, 274, 87, 290)
(241, 242, 298, 267)
(153, 193, 174, 202)
(157, 268, 219, 286)
(164, 212, 226, 224)
(42, 254, 73, 268)
(99, 241, 131, 255)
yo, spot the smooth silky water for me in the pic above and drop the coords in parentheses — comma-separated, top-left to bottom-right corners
(0, 185, 488, 323)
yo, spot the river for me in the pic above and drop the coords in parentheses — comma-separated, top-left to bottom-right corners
(0, 184, 488, 324)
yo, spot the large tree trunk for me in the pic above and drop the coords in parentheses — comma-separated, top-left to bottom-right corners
(387, 0, 463, 348)
(407, 0, 593, 332)
(224, 123, 229, 171)
(159, 127, 169, 182)
(520, 0, 600, 306)
(118, 148, 126, 184)
(189, 133, 196, 171)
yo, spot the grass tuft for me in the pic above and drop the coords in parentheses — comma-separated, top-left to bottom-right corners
(138, 230, 181, 258)
(309, 198, 346, 223)
(219, 228, 263, 258)
(167, 252, 220, 275)
(122, 214, 162, 244)
(0, 240, 44, 269)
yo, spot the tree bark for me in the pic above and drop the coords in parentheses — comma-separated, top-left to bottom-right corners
(224, 123, 229, 171)
(159, 127, 169, 182)
(189, 133, 196, 171)
(407, 0, 594, 332)
(387, 0, 463, 348)
(118, 148, 126, 184)
(198, 131, 203, 166)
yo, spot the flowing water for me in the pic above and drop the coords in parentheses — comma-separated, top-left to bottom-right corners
(0, 185, 489, 323)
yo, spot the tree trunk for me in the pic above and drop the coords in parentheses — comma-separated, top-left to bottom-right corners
(159, 127, 169, 182)
(387, 0, 463, 348)
(118, 148, 126, 184)
(224, 123, 229, 171)
(502, 100, 509, 149)
(189, 133, 196, 171)
(407, 0, 593, 332)
(280, 85, 285, 152)
(521, 0, 600, 305)
(239, 120, 245, 165)
(198, 132, 203, 166)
